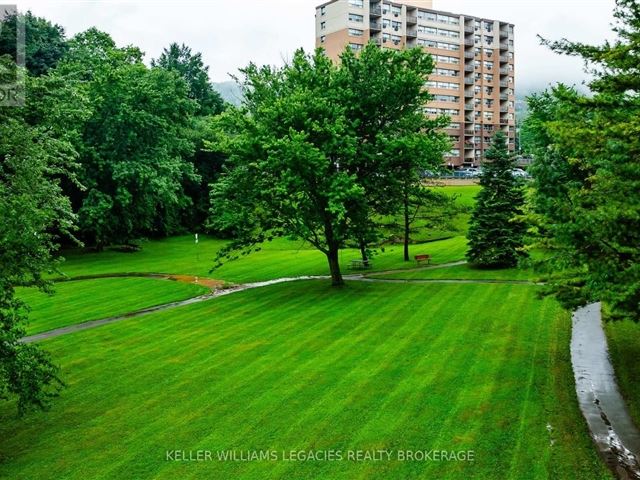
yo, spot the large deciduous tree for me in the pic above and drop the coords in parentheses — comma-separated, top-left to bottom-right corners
(53, 29, 198, 248)
(524, 0, 640, 319)
(210, 45, 444, 285)
(0, 111, 76, 414)
(466, 131, 527, 268)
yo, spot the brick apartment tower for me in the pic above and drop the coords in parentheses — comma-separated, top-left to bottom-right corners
(315, 0, 516, 167)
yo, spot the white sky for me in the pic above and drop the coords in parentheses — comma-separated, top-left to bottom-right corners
(17, 0, 616, 93)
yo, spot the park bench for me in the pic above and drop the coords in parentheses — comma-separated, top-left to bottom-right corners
(414, 254, 431, 265)
(350, 258, 372, 270)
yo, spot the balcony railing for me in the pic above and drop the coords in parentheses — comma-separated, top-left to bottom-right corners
(499, 55, 509, 63)
(464, 102, 474, 110)
(371, 37, 382, 46)
(370, 6, 382, 16)
(499, 42, 509, 49)
(500, 107, 508, 113)
(406, 15, 417, 24)
(464, 51, 474, 59)
(499, 28, 509, 38)
(464, 25, 474, 34)
(464, 64, 474, 72)
(500, 67, 509, 75)
(464, 77, 474, 85)
(464, 88, 474, 97)
(500, 118, 510, 124)
(406, 29, 417, 37)
(370, 21, 381, 30)
(500, 80, 509, 88)
(500, 93, 508, 101)
(464, 38, 474, 46)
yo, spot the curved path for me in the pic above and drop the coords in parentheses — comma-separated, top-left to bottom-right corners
(20, 270, 534, 344)
(571, 302, 640, 479)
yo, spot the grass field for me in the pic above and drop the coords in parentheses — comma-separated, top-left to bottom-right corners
(605, 320, 640, 427)
(54, 235, 470, 284)
(0, 281, 608, 480)
(373, 263, 538, 281)
(16, 278, 209, 334)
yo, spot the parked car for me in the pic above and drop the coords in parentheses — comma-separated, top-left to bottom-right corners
(511, 168, 530, 179)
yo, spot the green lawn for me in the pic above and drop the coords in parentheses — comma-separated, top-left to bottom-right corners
(372, 263, 537, 281)
(54, 235, 469, 284)
(17, 278, 209, 334)
(0, 281, 609, 479)
(605, 320, 640, 427)
(442, 184, 481, 208)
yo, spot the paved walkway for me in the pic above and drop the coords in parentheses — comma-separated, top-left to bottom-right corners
(571, 302, 640, 479)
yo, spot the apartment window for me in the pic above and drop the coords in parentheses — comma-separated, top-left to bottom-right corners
(349, 13, 364, 23)
(320, 35, 326, 43)
(437, 13, 459, 25)
(320, 21, 326, 30)
(391, 5, 401, 15)
(474, 20, 481, 31)
(391, 21, 402, 31)
(484, 73, 493, 82)
(418, 10, 437, 22)
(508, 76, 514, 83)
(449, 122, 461, 128)
(436, 67, 458, 77)
(508, 52, 514, 60)
(474, 47, 481, 56)
(425, 107, 438, 115)
(474, 35, 481, 44)
(434, 94, 459, 102)
(383, 18, 391, 28)
(483, 111, 493, 119)
(474, 85, 481, 94)
(391, 35, 402, 45)
(436, 55, 459, 64)
(484, 99, 493, 107)
(485, 35, 494, 44)
(320, 6, 326, 16)
(484, 61, 493, 70)
(349, 28, 364, 37)
(426, 81, 459, 90)
(484, 86, 493, 95)
(473, 98, 481, 106)
(349, 43, 363, 51)
(348, 0, 363, 7)
(508, 101, 514, 108)
(447, 149, 460, 157)
(382, 33, 390, 43)
(483, 124, 494, 132)
(473, 60, 480, 69)
(436, 41, 459, 51)
(484, 22, 493, 32)
(486, 50, 493, 58)
(382, 2, 391, 14)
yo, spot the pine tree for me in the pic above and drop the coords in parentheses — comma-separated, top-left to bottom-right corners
(466, 131, 527, 268)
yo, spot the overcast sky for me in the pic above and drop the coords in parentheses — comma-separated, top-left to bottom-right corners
(18, 0, 616, 93)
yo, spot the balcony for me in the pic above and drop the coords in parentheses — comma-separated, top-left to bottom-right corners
(464, 38, 474, 46)
(463, 64, 474, 73)
(464, 88, 474, 97)
(406, 29, 417, 37)
(500, 67, 509, 75)
(500, 117, 510, 125)
(464, 102, 474, 110)
(370, 6, 382, 16)
(464, 51, 474, 59)
(464, 25, 474, 34)
(464, 129, 475, 136)
(500, 106, 508, 113)
(406, 15, 417, 24)
(499, 55, 509, 63)
(500, 93, 508, 101)
(370, 21, 381, 31)
(499, 28, 509, 38)
(500, 80, 509, 88)
(370, 36, 382, 46)
(499, 42, 509, 50)
(464, 77, 474, 85)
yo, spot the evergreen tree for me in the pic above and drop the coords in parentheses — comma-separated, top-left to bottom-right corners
(466, 131, 527, 268)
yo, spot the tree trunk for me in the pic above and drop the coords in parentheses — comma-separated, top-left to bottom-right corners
(359, 238, 367, 261)
(403, 192, 410, 262)
(327, 246, 344, 286)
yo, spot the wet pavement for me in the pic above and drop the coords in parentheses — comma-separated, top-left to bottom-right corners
(571, 302, 640, 479)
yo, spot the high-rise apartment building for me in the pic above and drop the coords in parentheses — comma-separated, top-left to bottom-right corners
(315, 0, 516, 167)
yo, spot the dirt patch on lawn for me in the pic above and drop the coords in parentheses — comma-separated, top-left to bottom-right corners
(166, 275, 224, 290)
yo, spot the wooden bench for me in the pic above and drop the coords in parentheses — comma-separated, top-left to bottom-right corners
(350, 258, 372, 270)
(414, 254, 431, 265)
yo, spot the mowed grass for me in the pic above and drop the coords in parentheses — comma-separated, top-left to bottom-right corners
(16, 278, 209, 334)
(373, 263, 537, 281)
(0, 281, 609, 480)
(55, 235, 469, 284)
(605, 320, 640, 426)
